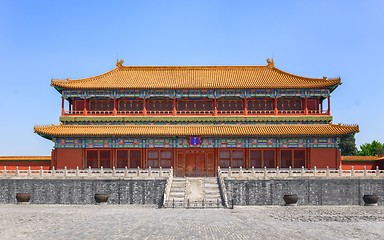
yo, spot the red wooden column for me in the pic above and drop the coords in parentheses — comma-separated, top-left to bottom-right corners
(61, 97, 65, 116)
(83, 97, 87, 116)
(243, 97, 248, 116)
(113, 97, 117, 116)
(327, 95, 331, 115)
(143, 97, 147, 116)
(213, 96, 217, 116)
(274, 97, 278, 115)
(304, 97, 308, 115)
(173, 97, 177, 116)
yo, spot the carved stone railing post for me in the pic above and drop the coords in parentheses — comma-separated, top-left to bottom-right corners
(289, 166, 292, 177)
(326, 166, 329, 177)
(276, 167, 280, 177)
(27, 166, 31, 178)
(301, 166, 304, 177)
(351, 166, 354, 177)
(363, 166, 367, 177)
(338, 166, 342, 176)
(88, 166, 91, 177)
(163, 167, 174, 208)
(100, 166, 104, 177)
(376, 166, 380, 177)
(137, 166, 140, 177)
(64, 166, 67, 178)
(159, 166, 163, 177)
(314, 166, 317, 177)
(251, 166, 255, 177)
(124, 166, 128, 177)
(217, 167, 229, 208)
(76, 166, 79, 177)
(15, 166, 19, 177)
(52, 166, 56, 177)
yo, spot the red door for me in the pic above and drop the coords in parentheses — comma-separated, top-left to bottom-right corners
(185, 153, 205, 177)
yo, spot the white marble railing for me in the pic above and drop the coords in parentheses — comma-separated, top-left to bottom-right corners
(0, 166, 170, 179)
(219, 166, 384, 179)
(163, 167, 174, 205)
(217, 167, 229, 208)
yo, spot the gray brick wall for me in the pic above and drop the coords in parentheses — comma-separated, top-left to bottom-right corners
(0, 179, 166, 206)
(225, 179, 384, 206)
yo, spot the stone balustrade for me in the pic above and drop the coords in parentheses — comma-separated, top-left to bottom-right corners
(219, 166, 384, 179)
(0, 166, 170, 179)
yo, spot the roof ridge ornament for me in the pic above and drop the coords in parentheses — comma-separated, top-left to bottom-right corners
(266, 58, 274, 68)
(116, 59, 124, 69)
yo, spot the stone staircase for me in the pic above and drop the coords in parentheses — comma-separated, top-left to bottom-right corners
(203, 178, 222, 204)
(168, 178, 187, 203)
(164, 177, 223, 208)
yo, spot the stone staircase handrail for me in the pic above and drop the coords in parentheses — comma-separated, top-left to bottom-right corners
(217, 167, 229, 208)
(163, 167, 174, 206)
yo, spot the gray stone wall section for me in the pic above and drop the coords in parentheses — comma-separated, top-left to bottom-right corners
(225, 179, 384, 206)
(0, 179, 166, 206)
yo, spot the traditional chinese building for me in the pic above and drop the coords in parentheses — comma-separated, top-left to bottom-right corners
(34, 59, 359, 176)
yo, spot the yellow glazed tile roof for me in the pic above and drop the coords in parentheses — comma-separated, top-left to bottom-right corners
(341, 156, 382, 161)
(51, 60, 341, 90)
(34, 124, 358, 138)
(0, 156, 51, 161)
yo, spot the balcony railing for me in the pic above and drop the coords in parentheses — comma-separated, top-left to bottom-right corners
(64, 110, 84, 115)
(177, 110, 214, 115)
(278, 110, 305, 114)
(88, 110, 114, 115)
(217, 110, 244, 115)
(117, 110, 143, 115)
(248, 110, 274, 115)
(63, 109, 329, 116)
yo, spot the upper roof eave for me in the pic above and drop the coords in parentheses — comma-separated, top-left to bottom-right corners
(34, 123, 359, 140)
(50, 59, 342, 91)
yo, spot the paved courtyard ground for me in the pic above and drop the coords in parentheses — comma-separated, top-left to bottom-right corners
(0, 205, 383, 240)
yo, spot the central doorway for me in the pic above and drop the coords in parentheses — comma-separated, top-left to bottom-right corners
(185, 153, 205, 177)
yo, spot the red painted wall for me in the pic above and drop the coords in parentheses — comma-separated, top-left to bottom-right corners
(0, 162, 50, 170)
(55, 148, 83, 169)
(341, 161, 382, 170)
(309, 148, 339, 168)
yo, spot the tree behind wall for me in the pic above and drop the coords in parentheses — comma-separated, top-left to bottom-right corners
(339, 134, 357, 156)
(358, 140, 384, 156)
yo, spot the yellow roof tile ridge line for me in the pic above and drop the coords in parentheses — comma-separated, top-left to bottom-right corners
(119, 65, 267, 70)
(51, 67, 119, 86)
(272, 66, 341, 84)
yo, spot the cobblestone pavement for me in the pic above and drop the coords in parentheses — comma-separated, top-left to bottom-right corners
(1, 205, 383, 240)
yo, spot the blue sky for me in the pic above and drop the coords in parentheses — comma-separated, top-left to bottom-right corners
(0, 0, 383, 155)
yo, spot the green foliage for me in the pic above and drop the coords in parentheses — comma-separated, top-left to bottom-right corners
(339, 134, 357, 156)
(357, 140, 384, 156)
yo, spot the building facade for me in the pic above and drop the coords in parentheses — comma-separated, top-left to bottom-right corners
(34, 59, 359, 176)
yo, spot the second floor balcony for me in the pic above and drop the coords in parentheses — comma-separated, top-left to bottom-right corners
(62, 97, 330, 117)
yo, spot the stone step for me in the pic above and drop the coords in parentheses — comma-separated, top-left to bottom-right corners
(169, 191, 185, 196)
(204, 178, 218, 183)
(204, 183, 218, 187)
